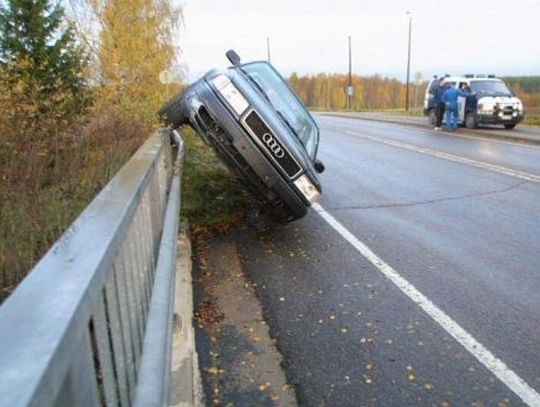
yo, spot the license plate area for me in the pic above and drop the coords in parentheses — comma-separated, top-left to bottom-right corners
(243, 110, 301, 178)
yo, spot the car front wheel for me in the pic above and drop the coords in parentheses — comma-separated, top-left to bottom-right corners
(158, 93, 190, 128)
(428, 109, 436, 126)
(465, 112, 477, 129)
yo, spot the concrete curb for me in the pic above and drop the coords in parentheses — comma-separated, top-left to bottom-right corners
(170, 226, 204, 407)
(317, 112, 540, 146)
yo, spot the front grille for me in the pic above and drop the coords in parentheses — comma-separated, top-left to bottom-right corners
(243, 111, 301, 178)
(502, 106, 514, 114)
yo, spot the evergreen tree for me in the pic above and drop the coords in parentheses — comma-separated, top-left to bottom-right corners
(0, 0, 86, 105)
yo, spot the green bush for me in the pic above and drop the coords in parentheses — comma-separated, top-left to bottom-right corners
(181, 128, 255, 231)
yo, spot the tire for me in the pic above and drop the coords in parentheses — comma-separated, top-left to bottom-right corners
(464, 112, 477, 129)
(158, 93, 189, 128)
(428, 109, 436, 126)
(504, 124, 516, 130)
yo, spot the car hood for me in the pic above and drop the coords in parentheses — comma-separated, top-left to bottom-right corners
(477, 95, 521, 106)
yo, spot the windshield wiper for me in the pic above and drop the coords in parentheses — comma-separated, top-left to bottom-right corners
(239, 68, 272, 103)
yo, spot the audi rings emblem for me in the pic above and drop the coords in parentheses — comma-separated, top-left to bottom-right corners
(262, 133, 285, 158)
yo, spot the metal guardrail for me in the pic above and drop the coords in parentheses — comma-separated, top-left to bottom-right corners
(0, 128, 184, 406)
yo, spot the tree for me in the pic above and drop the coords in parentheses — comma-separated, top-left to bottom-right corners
(0, 0, 86, 108)
(71, 0, 181, 127)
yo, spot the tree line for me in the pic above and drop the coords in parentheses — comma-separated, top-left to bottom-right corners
(0, 0, 181, 301)
(288, 72, 540, 113)
(288, 72, 428, 111)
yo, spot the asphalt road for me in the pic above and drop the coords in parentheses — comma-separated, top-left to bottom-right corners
(321, 112, 540, 145)
(229, 116, 540, 406)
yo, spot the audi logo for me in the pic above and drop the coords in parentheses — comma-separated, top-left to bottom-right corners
(262, 133, 285, 158)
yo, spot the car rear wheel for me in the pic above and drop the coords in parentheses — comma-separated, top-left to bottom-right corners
(504, 123, 516, 130)
(428, 109, 436, 126)
(158, 93, 189, 128)
(465, 112, 477, 129)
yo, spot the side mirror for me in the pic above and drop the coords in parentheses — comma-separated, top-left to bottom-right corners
(226, 50, 241, 66)
(314, 159, 325, 174)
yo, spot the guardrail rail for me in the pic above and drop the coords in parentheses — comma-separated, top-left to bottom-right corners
(0, 128, 184, 406)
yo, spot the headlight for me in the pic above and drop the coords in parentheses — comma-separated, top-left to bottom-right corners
(211, 74, 249, 115)
(478, 102, 494, 113)
(294, 174, 321, 203)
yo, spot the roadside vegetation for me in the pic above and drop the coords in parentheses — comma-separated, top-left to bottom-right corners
(181, 128, 255, 231)
(504, 77, 540, 126)
(0, 0, 184, 301)
(0, 0, 253, 302)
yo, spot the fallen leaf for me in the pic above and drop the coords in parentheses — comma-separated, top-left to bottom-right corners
(206, 367, 225, 375)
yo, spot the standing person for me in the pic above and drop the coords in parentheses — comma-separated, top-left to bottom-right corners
(433, 77, 450, 131)
(442, 84, 471, 130)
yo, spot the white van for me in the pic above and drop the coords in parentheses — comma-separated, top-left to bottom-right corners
(423, 75, 524, 129)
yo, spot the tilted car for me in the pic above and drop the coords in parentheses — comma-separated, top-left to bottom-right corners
(424, 74, 524, 129)
(159, 50, 324, 223)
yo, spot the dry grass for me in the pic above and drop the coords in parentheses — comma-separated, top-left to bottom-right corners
(181, 128, 255, 231)
(0, 106, 149, 302)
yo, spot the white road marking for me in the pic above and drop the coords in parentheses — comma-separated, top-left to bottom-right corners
(344, 130, 540, 184)
(312, 202, 540, 406)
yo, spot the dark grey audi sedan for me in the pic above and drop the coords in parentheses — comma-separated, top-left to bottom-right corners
(160, 50, 324, 223)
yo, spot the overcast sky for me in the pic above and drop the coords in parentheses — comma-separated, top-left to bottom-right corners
(179, 0, 540, 82)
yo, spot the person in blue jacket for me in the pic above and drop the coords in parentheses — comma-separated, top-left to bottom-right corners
(433, 76, 450, 131)
(442, 84, 471, 130)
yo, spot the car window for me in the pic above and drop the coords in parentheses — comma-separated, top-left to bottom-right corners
(469, 80, 512, 96)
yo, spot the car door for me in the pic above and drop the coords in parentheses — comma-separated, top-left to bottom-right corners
(457, 81, 468, 123)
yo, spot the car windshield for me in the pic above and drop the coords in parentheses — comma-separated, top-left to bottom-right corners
(240, 62, 319, 160)
(470, 80, 512, 96)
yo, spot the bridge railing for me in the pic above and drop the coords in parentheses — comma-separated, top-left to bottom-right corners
(0, 128, 184, 406)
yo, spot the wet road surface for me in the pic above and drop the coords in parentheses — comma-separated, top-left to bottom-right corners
(202, 116, 540, 406)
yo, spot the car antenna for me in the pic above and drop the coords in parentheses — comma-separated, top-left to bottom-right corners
(226, 50, 241, 66)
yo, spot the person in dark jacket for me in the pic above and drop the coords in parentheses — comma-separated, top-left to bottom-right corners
(442, 85, 471, 130)
(433, 77, 450, 130)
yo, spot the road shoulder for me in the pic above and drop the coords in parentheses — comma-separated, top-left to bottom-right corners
(192, 232, 297, 406)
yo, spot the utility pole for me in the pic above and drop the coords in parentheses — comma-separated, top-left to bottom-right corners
(405, 11, 412, 111)
(267, 37, 271, 63)
(348, 35, 352, 111)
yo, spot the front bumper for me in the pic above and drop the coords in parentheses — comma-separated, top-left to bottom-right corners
(477, 112, 524, 126)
